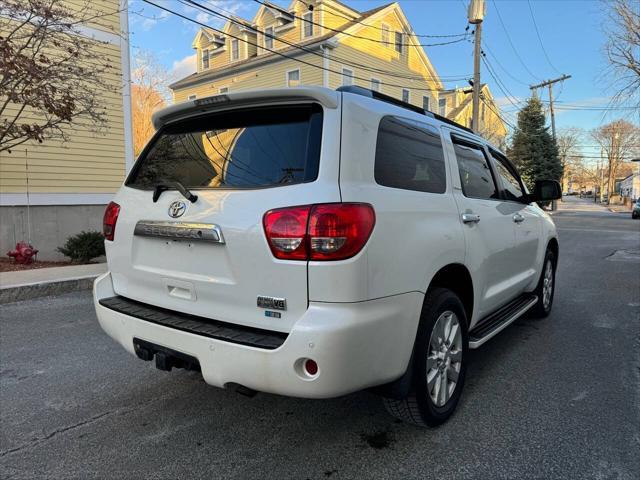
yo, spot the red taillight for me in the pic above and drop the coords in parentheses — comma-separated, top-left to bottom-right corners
(103, 201, 120, 241)
(263, 203, 375, 261)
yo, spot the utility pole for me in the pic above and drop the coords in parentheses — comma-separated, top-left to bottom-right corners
(468, 0, 485, 134)
(529, 74, 571, 140)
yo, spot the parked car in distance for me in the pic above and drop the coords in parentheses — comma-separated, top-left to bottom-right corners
(632, 199, 640, 219)
(93, 86, 562, 427)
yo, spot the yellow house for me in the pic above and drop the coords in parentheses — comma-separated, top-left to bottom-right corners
(439, 84, 508, 147)
(170, 0, 443, 111)
(0, 0, 133, 260)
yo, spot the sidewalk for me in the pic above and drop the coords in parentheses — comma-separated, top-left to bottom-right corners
(0, 263, 106, 304)
(555, 196, 615, 214)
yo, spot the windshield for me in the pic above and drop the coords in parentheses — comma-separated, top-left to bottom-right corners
(126, 104, 323, 190)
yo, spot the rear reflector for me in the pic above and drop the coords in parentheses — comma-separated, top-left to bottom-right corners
(103, 201, 120, 241)
(304, 359, 319, 376)
(263, 203, 375, 261)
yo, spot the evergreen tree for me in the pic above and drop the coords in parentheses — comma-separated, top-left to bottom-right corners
(508, 97, 563, 190)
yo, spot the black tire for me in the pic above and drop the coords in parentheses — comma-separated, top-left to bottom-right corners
(632, 212, 639, 219)
(382, 288, 468, 427)
(528, 249, 556, 318)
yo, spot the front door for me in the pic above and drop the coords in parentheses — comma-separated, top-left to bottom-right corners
(488, 149, 542, 292)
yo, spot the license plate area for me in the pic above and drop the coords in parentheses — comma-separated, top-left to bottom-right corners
(133, 338, 201, 373)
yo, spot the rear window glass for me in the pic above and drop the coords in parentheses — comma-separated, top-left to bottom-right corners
(374, 116, 446, 194)
(127, 104, 323, 189)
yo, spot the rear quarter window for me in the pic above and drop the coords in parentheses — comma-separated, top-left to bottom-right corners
(374, 116, 446, 194)
(127, 104, 323, 190)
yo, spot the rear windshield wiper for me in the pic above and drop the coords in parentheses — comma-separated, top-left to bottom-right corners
(152, 182, 198, 203)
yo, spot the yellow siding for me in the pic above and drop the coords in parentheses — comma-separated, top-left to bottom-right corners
(173, 55, 324, 103)
(318, 3, 357, 32)
(441, 86, 508, 145)
(63, 0, 121, 34)
(0, 2, 126, 195)
(175, 2, 440, 112)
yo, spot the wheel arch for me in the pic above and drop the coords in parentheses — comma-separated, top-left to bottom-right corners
(547, 237, 559, 266)
(426, 263, 474, 325)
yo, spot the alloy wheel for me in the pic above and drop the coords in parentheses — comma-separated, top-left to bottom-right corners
(542, 259, 554, 310)
(427, 311, 463, 407)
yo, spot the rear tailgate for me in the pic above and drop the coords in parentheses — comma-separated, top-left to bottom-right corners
(106, 92, 341, 333)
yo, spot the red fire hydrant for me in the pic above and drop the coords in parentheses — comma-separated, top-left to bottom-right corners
(7, 241, 39, 264)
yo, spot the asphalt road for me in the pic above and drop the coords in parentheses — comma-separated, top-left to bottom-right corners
(2, 202, 639, 479)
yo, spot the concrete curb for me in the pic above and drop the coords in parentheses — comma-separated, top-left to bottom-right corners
(0, 274, 99, 304)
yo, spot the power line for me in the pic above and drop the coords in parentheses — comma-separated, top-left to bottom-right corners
(253, 0, 469, 48)
(143, 0, 444, 92)
(526, 0, 562, 75)
(194, 0, 472, 83)
(294, 0, 471, 39)
(491, 0, 541, 82)
(482, 42, 529, 86)
(480, 55, 523, 121)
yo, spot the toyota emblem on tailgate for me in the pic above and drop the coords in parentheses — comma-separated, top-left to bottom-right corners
(168, 200, 187, 218)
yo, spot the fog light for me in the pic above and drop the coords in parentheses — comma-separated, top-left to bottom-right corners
(304, 358, 318, 376)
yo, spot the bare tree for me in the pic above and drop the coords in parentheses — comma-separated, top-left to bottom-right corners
(0, 0, 120, 153)
(131, 51, 171, 156)
(556, 127, 583, 193)
(603, 0, 640, 107)
(590, 120, 640, 203)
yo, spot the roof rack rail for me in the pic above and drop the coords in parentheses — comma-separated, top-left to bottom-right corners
(336, 85, 474, 135)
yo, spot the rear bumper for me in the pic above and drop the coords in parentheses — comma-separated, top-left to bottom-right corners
(93, 272, 422, 398)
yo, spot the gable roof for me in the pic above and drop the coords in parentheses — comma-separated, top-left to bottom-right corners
(170, 3, 390, 91)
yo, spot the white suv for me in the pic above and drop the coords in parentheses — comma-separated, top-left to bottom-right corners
(94, 86, 561, 426)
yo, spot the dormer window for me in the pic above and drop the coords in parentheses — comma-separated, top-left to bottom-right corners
(303, 12, 313, 38)
(231, 39, 239, 61)
(395, 32, 404, 54)
(202, 49, 209, 69)
(381, 24, 390, 46)
(264, 26, 274, 50)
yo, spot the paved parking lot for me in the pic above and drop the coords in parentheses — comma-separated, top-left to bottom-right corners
(1, 205, 639, 479)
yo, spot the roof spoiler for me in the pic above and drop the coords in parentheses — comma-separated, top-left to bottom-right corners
(152, 87, 340, 130)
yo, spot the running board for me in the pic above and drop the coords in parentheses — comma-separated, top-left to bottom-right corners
(468, 294, 538, 349)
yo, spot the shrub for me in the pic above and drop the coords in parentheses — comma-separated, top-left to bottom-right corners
(57, 231, 105, 263)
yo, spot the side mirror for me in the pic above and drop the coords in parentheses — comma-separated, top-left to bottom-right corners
(531, 179, 562, 202)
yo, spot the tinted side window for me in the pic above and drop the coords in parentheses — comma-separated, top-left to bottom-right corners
(491, 151, 525, 202)
(453, 142, 499, 200)
(375, 117, 446, 194)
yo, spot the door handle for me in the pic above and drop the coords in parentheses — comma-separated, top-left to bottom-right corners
(462, 213, 481, 224)
(513, 213, 525, 223)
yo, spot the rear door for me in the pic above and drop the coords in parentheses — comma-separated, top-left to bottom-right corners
(106, 102, 340, 333)
(447, 133, 521, 320)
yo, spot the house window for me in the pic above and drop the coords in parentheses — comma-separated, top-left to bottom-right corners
(188, 94, 197, 100)
(395, 31, 403, 54)
(219, 87, 228, 94)
(264, 26, 274, 50)
(231, 39, 239, 61)
(303, 12, 313, 38)
(439, 98, 447, 116)
(342, 68, 354, 86)
(381, 24, 390, 45)
(402, 89, 410, 103)
(202, 49, 209, 69)
(481, 102, 486, 122)
(423, 96, 430, 111)
(287, 69, 300, 87)
(371, 78, 381, 92)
